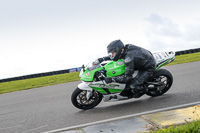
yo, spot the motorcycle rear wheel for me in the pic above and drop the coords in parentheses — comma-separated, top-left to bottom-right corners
(71, 88, 103, 110)
(146, 69, 173, 97)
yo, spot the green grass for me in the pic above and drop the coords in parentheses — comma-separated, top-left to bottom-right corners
(151, 120, 200, 133)
(0, 52, 200, 94)
(0, 72, 80, 94)
(166, 52, 200, 66)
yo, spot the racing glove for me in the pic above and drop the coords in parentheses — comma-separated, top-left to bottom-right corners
(105, 77, 115, 84)
(114, 75, 132, 83)
(106, 75, 132, 84)
(93, 56, 111, 65)
(93, 58, 104, 65)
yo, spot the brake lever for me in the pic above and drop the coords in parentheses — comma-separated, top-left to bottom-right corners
(101, 67, 107, 84)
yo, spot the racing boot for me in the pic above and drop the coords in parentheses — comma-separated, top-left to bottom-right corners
(130, 84, 147, 98)
(132, 85, 147, 94)
(120, 88, 131, 97)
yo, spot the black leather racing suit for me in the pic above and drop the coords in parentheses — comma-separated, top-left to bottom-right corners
(99, 44, 156, 93)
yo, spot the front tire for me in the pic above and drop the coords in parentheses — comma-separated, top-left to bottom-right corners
(146, 69, 173, 97)
(71, 88, 103, 110)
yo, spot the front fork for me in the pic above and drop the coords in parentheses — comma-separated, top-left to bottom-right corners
(78, 82, 93, 100)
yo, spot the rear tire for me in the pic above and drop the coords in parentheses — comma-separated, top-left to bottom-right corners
(146, 69, 173, 97)
(71, 88, 103, 110)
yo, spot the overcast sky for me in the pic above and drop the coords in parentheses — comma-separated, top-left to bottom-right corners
(1, 0, 200, 79)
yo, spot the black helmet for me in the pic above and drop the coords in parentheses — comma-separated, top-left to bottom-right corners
(107, 40, 124, 61)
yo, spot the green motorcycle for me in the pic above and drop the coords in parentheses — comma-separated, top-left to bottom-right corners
(71, 51, 175, 110)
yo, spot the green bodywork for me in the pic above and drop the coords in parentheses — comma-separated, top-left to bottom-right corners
(80, 59, 125, 82)
(80, 66, 103, 82)
(104, 59, 125, 77)
(80, 59, 125, 94)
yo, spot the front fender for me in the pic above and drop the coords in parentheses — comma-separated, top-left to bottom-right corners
(78, 82, 93, 91)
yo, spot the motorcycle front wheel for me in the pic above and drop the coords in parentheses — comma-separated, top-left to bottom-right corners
(71, 88, 103, 110)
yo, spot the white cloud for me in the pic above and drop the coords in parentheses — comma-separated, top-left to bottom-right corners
(145, 13, 182, 37)
(183, 23, 200, 41)
(145, 13, 200, 52)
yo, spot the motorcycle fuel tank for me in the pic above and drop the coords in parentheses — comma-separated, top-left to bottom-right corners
(104, 59, 125, 77)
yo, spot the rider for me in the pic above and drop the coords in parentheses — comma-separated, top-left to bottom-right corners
(93, 40, 156, 97)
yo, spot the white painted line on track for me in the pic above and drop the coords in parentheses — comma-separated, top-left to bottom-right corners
(0, 124, 23, 131)
(44, 101, 200, 133)
(23, 125, 48, 133)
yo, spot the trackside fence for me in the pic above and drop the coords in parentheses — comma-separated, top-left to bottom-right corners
(0, 48, 199, 83)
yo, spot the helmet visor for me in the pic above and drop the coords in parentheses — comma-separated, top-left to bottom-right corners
(108, 51, 117, 60)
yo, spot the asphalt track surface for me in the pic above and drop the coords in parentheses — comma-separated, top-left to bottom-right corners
(0, 61, 200, 133)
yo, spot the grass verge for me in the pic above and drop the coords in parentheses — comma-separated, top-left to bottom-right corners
(0, 72, 80, 94)
(0, 52, 200, 94)
(167, 52, 200, 66)
(151, 120, 200, 133)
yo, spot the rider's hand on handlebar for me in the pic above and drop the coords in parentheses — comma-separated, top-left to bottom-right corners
(93, 58, 104, 65)
(105, 77, 113, 84)
(93, 59, 100, 65)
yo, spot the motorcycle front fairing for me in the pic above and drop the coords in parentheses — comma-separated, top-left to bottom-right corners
(80, 63, 103, 82)
(78, 60, 126, 94)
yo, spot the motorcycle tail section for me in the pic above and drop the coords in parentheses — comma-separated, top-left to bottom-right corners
(153, 51, 175, 70)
